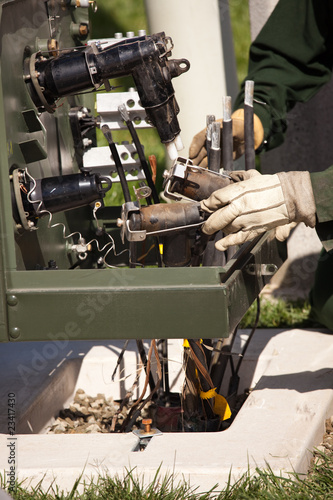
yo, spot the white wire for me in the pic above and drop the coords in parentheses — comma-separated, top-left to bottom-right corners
(25, 168, 129, 268)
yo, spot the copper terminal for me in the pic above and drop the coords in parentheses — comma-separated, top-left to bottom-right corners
(148, 155, 157, 185)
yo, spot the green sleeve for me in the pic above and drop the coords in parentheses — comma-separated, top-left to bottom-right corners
(234, 0, 333, 151)
(310, 166, 333, 252)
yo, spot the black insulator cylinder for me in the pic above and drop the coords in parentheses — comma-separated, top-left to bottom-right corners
(163, 232, 191, 267)
(30, 33, 190, 144)
(29, 173, 111, 215)
(36, 51, 92, 104)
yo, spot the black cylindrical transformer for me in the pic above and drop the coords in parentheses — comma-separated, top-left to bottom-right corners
(27, 173, 111, 216)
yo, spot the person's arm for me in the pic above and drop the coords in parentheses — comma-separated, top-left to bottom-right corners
(235, 0, 333, 151)
(310, 166, 333, 251)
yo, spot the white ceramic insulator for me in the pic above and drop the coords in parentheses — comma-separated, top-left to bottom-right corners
(165, 140, 178, 161)
(174, 134, 184, 151)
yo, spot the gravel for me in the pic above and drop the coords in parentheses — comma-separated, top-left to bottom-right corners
(47, 389, 151, 434)
(49, 388, 333, 465)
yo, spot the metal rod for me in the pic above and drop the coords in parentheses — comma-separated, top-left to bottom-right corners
(222, 96, 233, 171)
(157, 339, 170, 397)
(244, 80, 255, 171)
(118, 104, 160, 205)
(209, 121, 221, 172)
(206, 114, 215, 168)
(101, 124, 131, 203)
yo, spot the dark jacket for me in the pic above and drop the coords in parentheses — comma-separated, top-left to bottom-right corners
(235, 0, 333, 250)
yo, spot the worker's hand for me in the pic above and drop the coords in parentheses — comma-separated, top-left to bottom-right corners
(201, 171, 316, 251)
(275, 221, 298, 241)
(228, 170, 297, 242)
(189, 109, 264, 168)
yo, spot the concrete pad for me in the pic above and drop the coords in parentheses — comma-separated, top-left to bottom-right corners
(0, 339, 184, 434)
(0, 329, 333, 494)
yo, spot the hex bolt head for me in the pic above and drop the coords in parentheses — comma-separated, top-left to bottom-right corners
(142, 418, 152, 433)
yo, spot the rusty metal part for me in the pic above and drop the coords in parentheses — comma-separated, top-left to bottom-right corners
(79, 23, 89, 36)
(128, 202, 203, 233)
(169, 166, 232, 202)
(48, 39, 59, 58)
(149, 155, 157, 185)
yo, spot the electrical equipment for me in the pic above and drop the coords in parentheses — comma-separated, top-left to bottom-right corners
(0, 0, 284, 345)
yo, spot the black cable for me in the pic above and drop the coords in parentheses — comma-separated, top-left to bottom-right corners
(228, 297, 260, 398)
(188, 339, 215, 420)
(101, 124, 131, 203)
(157, 339, 170, 398)
(244, 80, 255, 171)
(118, 104, 160, 204)
(235, 296, 261, 375)
(136, 339, 156, 392)
(111, 340, 129, 381)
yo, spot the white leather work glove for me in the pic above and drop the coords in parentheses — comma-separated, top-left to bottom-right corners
(229, 170, 298, 242)
(189, 109, 264, 168)
(201, 171, 316, 251)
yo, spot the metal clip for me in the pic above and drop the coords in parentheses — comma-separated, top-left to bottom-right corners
(133, 185, 152, 201)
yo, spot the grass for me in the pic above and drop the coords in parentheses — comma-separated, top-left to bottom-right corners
(5, 3, 331, 500)
(229, 0, 251, 84)
(240, 297, 314, 329)
(2, 450, 333, 499)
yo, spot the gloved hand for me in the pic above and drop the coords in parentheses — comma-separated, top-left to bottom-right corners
(201, 170, 316, 251)
(229, 170, 297, 241)
(189, 109, 264, 168)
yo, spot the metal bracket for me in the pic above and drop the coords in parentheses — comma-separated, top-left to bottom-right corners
(245, 263, 278, 276)
(163, 157, 232, 202)
(163, 157, 194, 202)
(118, 201, 145, 243)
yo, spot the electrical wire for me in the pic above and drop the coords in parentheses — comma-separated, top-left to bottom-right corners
(24, 168, 129, 269)
(227, 297, 261, 398)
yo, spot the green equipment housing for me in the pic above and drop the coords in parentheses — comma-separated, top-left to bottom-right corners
(0, 0, 284, 344)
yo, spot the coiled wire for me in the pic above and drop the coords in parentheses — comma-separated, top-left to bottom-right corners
(25, 168, 129, 268)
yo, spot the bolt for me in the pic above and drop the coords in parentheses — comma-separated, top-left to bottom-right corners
(10, 327, 21, 340)
(7, 295, 18, 307)
(142, 418, 152, 433)
(116, 218, 123, 228)
(79, 24, 89, 37)
(48, 39, 59, 57)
